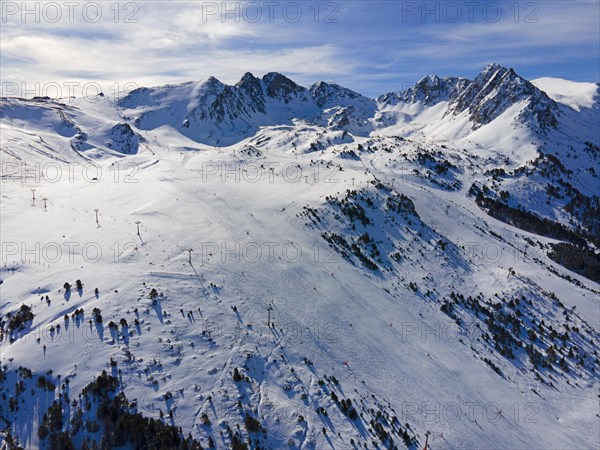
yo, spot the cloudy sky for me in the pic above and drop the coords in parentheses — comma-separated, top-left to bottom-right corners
(1, 1, 598, 98)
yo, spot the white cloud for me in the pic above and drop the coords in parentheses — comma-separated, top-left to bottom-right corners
(0, 0, 597, 97)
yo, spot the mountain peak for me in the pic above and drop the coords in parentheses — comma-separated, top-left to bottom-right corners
(198, 76, 226, 94)
(235, 71, 266, 113)
(204, 75, 222, 85)
(419, 74, 441, 86)
(379, 75, 470, 106)
(309, 81, 366, 107)
(481, 62, 510, 75)
(484, 62, 503, 70)
(235, 71, 262, 93)
(448, 64, 559, 131)
(236, 72, 259, 86)
(262, 72, 295, 84)
(262, 72, 304, 99)
(477, 63, 518, 84)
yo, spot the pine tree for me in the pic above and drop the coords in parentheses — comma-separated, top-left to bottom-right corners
(232, 368, 242, 382)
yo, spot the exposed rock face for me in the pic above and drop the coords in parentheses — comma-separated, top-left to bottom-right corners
(447, 63, 559, 131)
(378, 75, 470, 106)
(108, 122, 142, 154)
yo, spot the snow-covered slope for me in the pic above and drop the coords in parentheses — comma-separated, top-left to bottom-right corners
(532, 77, 599, 111)
(1, 64, 599, 450)
(118, 73, 321, 146)
(0, 95, 144, 165)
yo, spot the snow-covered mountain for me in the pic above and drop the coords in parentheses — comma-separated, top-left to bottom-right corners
(1, 64, 599, 450)
(445, 63, 559, 131)
(117, 72, 321, 146)
(378, 75, 470, 106)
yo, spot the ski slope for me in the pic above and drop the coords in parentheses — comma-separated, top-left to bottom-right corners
(1, 65, 599, 450)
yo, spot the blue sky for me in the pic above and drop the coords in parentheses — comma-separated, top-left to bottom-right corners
(1, 1, 598, 97)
